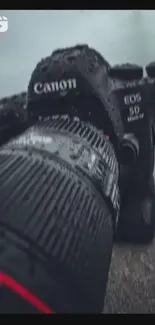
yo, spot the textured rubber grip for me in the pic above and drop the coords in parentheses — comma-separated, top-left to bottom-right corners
(4, 116, 119, 227)
(0, 125, 113, 313)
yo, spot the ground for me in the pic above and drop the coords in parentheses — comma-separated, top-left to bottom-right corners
(104, 241, 155, 313)
(104, 157, 155, 313)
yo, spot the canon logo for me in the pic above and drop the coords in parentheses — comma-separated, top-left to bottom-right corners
(34, 79, 77, 94)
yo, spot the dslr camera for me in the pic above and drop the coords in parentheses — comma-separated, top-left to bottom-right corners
(109, 63, 155, 243)
(0, 45, 154, 313)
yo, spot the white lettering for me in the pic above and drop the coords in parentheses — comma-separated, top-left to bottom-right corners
(124, 92, 144, 123)
(67, 79, 77, 89)
(12, 133, 53, 146)
(124, 93, 142, 105)
(129, 105, 140, 117)
(44, 83, 52, 93)
(34, 78, 77, 94)
(51, 81, 59, 92)
(127, 113, 144, 122)
(34, 82, 43, 94)
(127, 104, 144, 122)
(59, 80, 67, 90)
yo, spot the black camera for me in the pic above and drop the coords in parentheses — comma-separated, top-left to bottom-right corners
(0, 46, 155, 313)
(109, 63, 155, 243)
(0, 45, 124, 313)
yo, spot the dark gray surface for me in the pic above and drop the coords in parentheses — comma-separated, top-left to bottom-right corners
(104, 242, 155, 313)
(104, 166, 155, 313)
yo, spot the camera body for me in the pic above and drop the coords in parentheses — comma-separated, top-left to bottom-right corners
(109, 64, 155, 243)
(1, 48, 155, 313)
(0, 59, 155, 246)
(0, 45, 124, 313)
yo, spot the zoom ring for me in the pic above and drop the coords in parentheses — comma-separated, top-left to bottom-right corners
(5, 116, 120, 228)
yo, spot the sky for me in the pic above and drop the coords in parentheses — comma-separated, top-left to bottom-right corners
(1, 10, 155, 97)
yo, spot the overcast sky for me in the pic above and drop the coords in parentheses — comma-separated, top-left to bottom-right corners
(1, 10, 155, 97)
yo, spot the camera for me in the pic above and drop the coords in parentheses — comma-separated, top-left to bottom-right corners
(0, 46, 155, 313)
(0, 45, 125, 313)
(108, 63, 155, 243)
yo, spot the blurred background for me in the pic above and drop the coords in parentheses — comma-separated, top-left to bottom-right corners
(1, 10, 155, 96)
